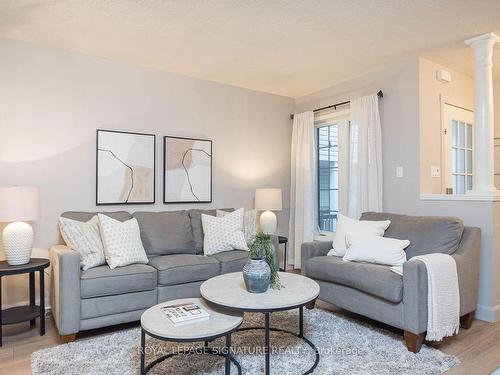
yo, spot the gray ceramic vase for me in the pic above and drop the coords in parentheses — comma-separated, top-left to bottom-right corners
(243, 258, 271, 293)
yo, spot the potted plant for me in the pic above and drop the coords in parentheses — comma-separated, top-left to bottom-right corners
(243, 232, 281, 293)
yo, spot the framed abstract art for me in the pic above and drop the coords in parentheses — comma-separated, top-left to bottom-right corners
(163, 136, 212, 203)
(96, 129, 155, 205)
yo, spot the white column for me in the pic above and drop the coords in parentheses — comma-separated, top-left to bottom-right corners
(465, 33, 499, 195)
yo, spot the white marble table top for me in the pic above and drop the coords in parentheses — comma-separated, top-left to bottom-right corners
(141, 298, 243, 340)
(200, 272, 320, 311)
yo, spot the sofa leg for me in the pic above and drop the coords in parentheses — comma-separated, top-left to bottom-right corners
(61, 334, 76, 343)
(460, 311, 475, 329)
(404, 331, 425, 353)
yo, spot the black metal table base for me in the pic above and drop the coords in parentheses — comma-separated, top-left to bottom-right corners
(140, 329, 241, 375)
(237, 306, 320, 375)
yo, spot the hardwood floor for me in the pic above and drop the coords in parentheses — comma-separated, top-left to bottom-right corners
(0, 306, 498, 374)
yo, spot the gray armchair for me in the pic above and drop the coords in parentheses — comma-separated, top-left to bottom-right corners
(301, 212, 480, 353)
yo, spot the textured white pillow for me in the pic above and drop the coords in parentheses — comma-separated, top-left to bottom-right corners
(328, 214, 391, 257)
(59, 216, 106, 271)
(97, 214, 149, 269)
(343, 232, 409, 266)
(217, 209, 257, 243)
(202, 208, 249, 255)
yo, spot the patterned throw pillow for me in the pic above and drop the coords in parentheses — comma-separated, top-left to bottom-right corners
(217, 209, 257, 243)
(59, 216, 106, 271)
(97, 214, 149, 269)
(202, 208, 249, 255)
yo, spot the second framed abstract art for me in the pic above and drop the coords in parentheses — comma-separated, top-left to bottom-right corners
(163, 136, 212, 203)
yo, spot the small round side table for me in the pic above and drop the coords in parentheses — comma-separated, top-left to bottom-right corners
(0, 258, 50, 346)
(278, 236, 288, 271)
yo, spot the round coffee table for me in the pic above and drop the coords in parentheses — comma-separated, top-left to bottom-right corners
(140, 297, 243, 375)
(200, 272, 320, 375)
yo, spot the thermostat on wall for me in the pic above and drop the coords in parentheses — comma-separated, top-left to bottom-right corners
(436, 69, 451, 83)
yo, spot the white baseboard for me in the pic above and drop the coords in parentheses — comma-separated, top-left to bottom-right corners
(475, 304, 500, 323)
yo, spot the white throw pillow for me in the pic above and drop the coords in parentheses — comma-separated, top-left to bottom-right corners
(328, 213, 391, 257)
(97, 214, 149, 269)
(59, 216, 106, 271)
(343, 232, 409, 266)
(217, 208, 257, 243)
(202, 208, 249, 255)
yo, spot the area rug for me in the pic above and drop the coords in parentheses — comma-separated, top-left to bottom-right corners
(31, 308, 458, 374)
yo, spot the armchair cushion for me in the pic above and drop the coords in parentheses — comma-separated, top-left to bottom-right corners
(305, 255, 403, 303)
(361, 212, 464, 258)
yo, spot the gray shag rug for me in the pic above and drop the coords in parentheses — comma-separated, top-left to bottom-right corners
(32, 308, 458, 375)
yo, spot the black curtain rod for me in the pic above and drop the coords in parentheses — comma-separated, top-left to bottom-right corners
(290, 90, 383, 120)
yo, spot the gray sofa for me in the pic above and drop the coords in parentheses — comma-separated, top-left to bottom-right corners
(49, 209, 279, 341)
(301, 212, 480, 353)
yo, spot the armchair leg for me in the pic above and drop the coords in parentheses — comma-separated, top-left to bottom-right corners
(61, 334, 76, 343)
(404, 331, 425, 353)
(460, 311, 475, 329)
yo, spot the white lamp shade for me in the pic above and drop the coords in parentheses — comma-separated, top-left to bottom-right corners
(255, 188, 282, 211)
(0, 186, 40, 222)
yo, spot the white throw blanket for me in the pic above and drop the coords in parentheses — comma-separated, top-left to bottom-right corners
(392, 253, 460, 341)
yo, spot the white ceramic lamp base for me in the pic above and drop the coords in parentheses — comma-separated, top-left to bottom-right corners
(3, 221, 34, 265)
(260, 210, 277, 234)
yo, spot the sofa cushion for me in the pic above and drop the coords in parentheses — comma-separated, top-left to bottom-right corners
(188, 208, 234, 254)
(148, 254, 219, 286)
(80, 264, 157, 299)
(360, 212, 464, 259)
(211, 250, 248, 274)
(305, 256, 403, 303)
(188, 209, 216, 253)
(133, 211, 196, 256)
(61, 211, 132, 222)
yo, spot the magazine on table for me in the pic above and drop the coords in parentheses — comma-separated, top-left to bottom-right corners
(161, 302, 210, 326)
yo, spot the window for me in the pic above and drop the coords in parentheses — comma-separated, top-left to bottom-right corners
(451, 119, 473, 194)
(317, 124, 339, 232)
(441, 104, 474, 195)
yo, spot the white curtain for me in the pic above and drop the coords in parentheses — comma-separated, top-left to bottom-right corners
(289, 111, 316, 269)
(337, 118, 350, 215)
(347, 93, 383, 218)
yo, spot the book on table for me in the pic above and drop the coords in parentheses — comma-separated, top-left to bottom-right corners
(161, 302, 210, 325)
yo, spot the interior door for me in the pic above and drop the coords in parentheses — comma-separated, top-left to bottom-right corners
(441, 104, 474, 194)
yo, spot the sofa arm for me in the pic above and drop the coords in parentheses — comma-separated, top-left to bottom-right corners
(402, 259, 428, 334)
(452, 227, 481, 315)
(402, 226, 481, 334)
(49, 245, 81, 336)
(301, 241, 332, 275)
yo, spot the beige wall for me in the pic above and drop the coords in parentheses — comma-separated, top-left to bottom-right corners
(295, 56, 499, 322)
(419, 58, 474, 194)
(494, 80, 500, 188)
(0, 39, 293, 306)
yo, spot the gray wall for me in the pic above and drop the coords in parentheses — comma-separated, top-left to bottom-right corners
(295, 56, 499, 322)
(0, 39, 293, 256)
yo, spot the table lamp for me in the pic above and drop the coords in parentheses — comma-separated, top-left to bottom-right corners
(255, 188, 282, 234)
(0, 186, 40, 265)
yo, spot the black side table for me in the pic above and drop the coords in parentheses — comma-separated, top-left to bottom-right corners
(278, 236, 288, 271)
(0, 258, 50, 346)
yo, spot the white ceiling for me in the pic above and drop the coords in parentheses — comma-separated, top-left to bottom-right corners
(1, 0, 500, 98)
